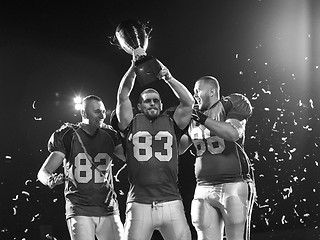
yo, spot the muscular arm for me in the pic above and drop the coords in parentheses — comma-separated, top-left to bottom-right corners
(193, 93, 251, 142)
(158, 61, 194, 130)
(202, 117, 246, 142)
(116, 62, 135, 131)
(37, 151, 65, 188)
(168, 78, 194, 130)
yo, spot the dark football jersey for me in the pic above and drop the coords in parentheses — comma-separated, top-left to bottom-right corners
(123, 113, 184, 204)
(188, 99, 253, 185)
(48, 123, 121, 219)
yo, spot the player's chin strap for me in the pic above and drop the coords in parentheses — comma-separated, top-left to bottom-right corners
(70, 125, 118, 206)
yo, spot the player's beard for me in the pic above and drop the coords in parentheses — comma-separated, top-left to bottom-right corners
(197, 97, 207, 111)
(145, 108, 159, 120)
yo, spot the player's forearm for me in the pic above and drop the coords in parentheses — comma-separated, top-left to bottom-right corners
(165, 77, 194, 107)
(37, 168, 52, 186)
(203, 118, 240, 141)
(37, 152, 65, 188)
(38, 168, 64, 189)
(117, 63, 136, 102)
(116, 64, 135, 130)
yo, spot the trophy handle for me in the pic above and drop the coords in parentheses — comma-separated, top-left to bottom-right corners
(143, 21, 153, 39)
(109, 35, 121, 49)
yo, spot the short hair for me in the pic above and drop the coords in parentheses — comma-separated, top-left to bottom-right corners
(82, 95, 102, 110)
(197, 76, 220, 94)
(138, 88, 161, 103)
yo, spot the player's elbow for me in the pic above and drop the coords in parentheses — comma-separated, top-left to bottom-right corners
(227, 126, 242, 142)
(186, 97, 195, 107)
(37, 171, 44, 185)
(180, 95, 195, 108)
(229, 132, 240, 142)
(37, 168, 48, 186)
(224, 119, 246, 142)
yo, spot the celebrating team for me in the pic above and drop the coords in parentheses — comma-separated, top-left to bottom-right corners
(38, 47, 256, 240)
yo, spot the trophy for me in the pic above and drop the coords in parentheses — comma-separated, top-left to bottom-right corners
(111, 19, 161, 86)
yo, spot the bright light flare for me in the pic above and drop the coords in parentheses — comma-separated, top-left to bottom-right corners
(74, 96, 83, 111)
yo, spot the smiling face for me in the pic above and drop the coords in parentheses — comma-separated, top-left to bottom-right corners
(193, 77, 220, 111)
(82, 98, 106, 128)
(138, 90, 163, 120)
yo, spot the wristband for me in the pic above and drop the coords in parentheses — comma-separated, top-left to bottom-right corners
(192, 110, 208, 125)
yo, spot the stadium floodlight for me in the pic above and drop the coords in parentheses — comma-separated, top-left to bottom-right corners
(74, 96, 83, 111)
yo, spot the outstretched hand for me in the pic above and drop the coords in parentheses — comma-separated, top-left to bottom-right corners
(157, 60, 173, 82)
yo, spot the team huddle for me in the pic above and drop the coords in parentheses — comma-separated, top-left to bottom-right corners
(38, 50, 256, 240)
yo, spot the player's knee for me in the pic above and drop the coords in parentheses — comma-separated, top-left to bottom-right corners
(191, 199, 212, 230)
(191, 214, 207, 230)
(177, 227, 192, 240)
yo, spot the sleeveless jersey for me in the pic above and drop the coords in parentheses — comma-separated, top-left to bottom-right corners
(188, 100, 253, 185)
(48, 123, 121, 219)
(123, 113, 183, 204)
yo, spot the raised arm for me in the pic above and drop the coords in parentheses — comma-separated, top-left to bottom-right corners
(116, 61, 136, 131)
(157, 61, 194, 130)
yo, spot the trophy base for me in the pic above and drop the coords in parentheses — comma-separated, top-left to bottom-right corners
(134, 56, 161, 87)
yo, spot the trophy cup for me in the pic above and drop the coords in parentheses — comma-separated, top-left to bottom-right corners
(111, 19, 161, 87)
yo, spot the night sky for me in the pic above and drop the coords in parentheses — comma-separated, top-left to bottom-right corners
(1, 0, 320, 239)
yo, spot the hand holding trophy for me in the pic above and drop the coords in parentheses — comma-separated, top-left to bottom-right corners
(111, 19, 162, 87)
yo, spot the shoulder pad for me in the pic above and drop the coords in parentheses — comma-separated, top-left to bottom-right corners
(226, 93, 252, 120)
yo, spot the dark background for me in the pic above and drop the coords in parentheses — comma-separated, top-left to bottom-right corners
(1, 0, 320, 239)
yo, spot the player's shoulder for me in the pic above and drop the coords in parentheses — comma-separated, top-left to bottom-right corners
(49, 122, 77, 146)
(100, 123, 118, 134)
(224, 93, 253, 119)
(222, 93, 252, 107)
(229, 93, 250, 102)
(54, 122, 77, 136)
(100, 123, 115, 130)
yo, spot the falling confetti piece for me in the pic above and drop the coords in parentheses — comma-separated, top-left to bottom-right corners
(13, 207, 17, 215)
(25, 180, 32, 185)
(31, 213, 40, 222)
(281, 215, 287, 224)
(21, 191, 30, 196)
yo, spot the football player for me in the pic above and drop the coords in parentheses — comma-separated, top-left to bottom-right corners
(113, 58, 194, 240)
(38, 95, 125, 240)
(180, 76, 256, 240)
